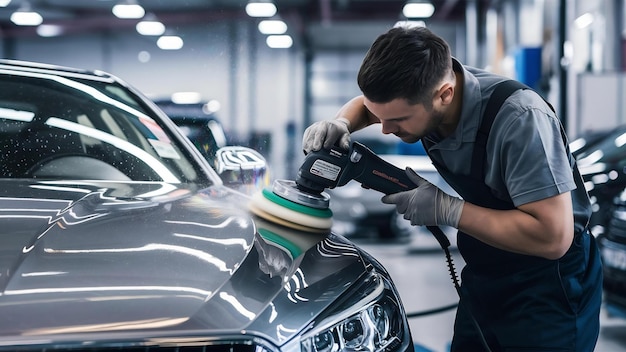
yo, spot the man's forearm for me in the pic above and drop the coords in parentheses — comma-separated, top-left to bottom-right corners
(457, 192, 574, 260)
(335, 95, 378, 132)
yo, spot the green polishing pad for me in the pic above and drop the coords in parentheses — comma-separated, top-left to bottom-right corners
(258, 228, 303, 259)
(262, 188, 333, 218)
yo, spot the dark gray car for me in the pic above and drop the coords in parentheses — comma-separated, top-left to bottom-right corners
(0, 59, 414, 351)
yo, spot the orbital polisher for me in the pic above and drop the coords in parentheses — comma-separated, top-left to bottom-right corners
(248, 141, 450, 247)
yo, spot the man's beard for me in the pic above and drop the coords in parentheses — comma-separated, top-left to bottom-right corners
(397, 109, 445, 143)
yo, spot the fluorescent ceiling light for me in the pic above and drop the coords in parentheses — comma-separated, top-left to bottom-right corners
(37, 24, 64, 37)
(394, 20, 426, 29)
(171, 92, 203, 104)
(245, 2, 277, 17)
(157, 35, 184, 50)
(10, 10, 43, 26)
(266, 35, 292, 49)
(258, 20, 287, 34)
(136, 20, 165, 36)
(0, 0, 11, 8)
(112, 3, 145, 19)
(402, 2, 435, 18)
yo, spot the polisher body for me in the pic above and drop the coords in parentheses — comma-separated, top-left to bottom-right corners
(296, 141, 418, 195)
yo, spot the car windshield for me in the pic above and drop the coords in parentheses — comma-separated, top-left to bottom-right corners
(0, 69, 209, 185)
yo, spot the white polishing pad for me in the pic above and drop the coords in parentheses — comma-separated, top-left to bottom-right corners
(248, 191, 333, 231)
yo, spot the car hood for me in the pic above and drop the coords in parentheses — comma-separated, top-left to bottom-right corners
(0, 180, 367, 347)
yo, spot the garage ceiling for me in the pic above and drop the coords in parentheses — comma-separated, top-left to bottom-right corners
(0, 0, 476, 50)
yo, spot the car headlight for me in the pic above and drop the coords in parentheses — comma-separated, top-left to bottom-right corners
(300, 272, 410, 352)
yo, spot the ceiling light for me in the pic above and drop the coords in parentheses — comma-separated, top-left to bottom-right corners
(266, 35, 292, 49)
(258, 20, 287, 35)
(37, 24, 64, 37)
(402, 2, 435, 19)
(112, 3, 145, 19)
(171, 92, 203, 104)
(0, 0, 11, 8)
(157, 35, 184, 50)
(394, 20, 426, 29)
(245, 1, 277, 17)
(136, 20, 165, 36)
(10, 10, 43, 26)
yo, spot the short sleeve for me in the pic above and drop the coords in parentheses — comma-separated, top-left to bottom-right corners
(486, 92, 576, 207)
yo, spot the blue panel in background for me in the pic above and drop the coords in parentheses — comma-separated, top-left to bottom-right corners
(514, 46, 542, 90)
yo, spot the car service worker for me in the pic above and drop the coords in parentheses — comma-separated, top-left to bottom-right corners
(301, 26, 602, 352)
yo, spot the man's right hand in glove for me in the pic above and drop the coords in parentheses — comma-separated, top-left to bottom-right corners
(302, 117, 351, 154)
(382, 167, 464, 228)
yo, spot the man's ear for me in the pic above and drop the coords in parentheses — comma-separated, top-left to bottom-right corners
(437, 83, 454, 105)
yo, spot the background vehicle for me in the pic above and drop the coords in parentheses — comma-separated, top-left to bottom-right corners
(154, 98, 228, 164)
(0, 59, 415, 352)
(328, 126, 457, 241)
(574, 125, 626, 236)
(154, 98, 270, 195)
(599, 188, 626, 320)
(572, 127, 626, 323)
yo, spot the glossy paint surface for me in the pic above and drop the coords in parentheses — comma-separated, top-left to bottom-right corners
(0, 60, 374, 349)
(0, 179, 367, 346)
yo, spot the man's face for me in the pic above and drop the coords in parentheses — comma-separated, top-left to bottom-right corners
(363, 97, 444, 143)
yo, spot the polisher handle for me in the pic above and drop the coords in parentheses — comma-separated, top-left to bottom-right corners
(342, 142, 417, 193)
(344, 142, 451, 249)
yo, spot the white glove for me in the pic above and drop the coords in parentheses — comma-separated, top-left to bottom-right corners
(302, 118, 351, 154)
(382, 167, 464, 227)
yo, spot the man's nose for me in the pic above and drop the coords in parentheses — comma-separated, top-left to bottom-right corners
(381, 122, 395, 134)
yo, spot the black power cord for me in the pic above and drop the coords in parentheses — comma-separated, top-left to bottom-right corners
(402, 226, 494, 352)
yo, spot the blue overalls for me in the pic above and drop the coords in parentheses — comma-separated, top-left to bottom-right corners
(424, 81, 603, 351)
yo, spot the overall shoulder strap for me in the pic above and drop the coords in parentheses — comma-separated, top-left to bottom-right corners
(470, 80, 529, 179)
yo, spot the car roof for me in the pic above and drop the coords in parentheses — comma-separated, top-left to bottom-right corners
(0, 59, 115, 83)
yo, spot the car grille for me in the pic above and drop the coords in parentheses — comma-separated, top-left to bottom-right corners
(50, 347, 265, 352)
(7, 342, 273, 352)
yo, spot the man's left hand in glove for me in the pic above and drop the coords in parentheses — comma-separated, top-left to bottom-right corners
(381, 167, 465, 228)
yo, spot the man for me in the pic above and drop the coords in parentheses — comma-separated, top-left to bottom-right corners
(302, 26, 602, 351)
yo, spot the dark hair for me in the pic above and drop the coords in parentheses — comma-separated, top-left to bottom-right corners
(357, 26, 452, 106)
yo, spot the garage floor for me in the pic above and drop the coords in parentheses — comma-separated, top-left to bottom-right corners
(352, 228, 626, 352)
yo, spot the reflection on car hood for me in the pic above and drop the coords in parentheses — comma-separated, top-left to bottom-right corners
(0, 180, 366, 347)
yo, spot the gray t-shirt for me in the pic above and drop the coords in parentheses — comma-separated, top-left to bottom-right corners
(424, 59, 590, 230)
